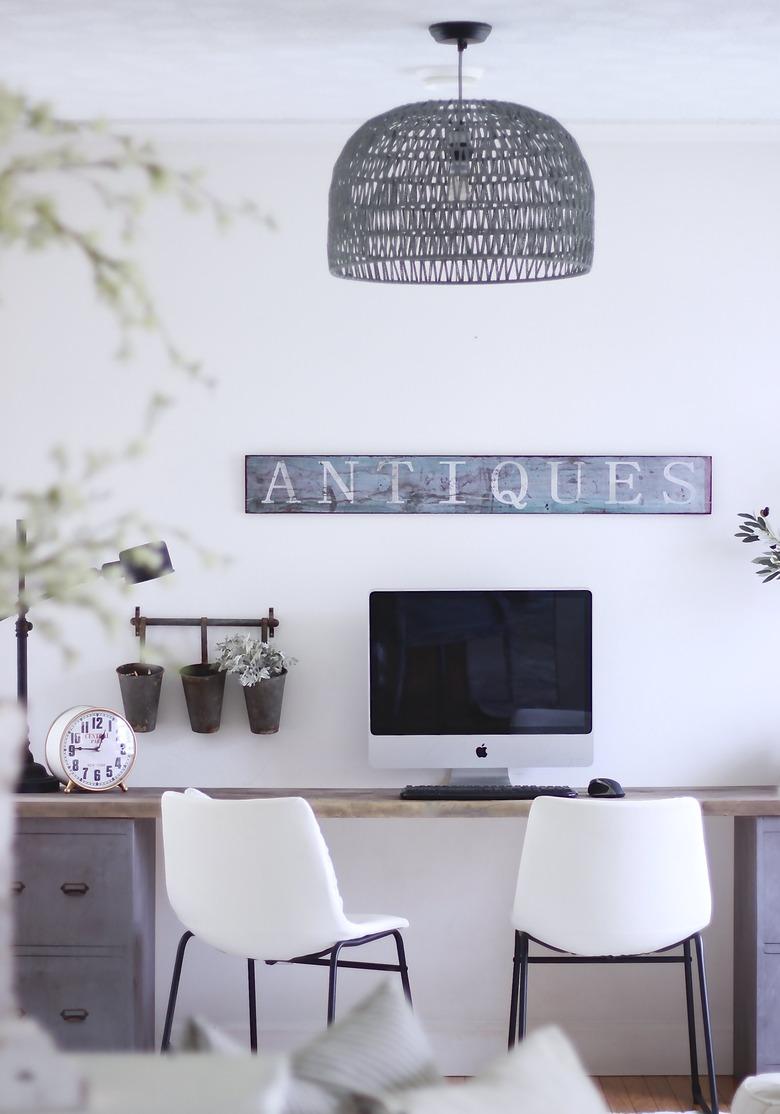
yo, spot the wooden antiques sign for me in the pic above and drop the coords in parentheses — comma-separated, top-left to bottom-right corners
(245, 456, 711, 515)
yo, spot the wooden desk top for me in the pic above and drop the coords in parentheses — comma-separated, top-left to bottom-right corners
(14, 785, 780, 820)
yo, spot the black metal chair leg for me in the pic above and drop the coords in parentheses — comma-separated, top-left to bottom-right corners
(161, 930, 193, 1052)
(683, 937, 705, 1108)
(248, 959, 258, 1053)
(517, 931, 530, 1043)
(327, 942, 346, 1025)
(508, 931, 521, 1050)
(694, 933, 719, 1114)
(391, 930, 413, 1007)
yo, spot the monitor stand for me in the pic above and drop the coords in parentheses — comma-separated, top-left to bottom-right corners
(448, 768, 511, 787)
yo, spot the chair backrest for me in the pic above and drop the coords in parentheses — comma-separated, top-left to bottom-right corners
(512, 796, 712, 955)
(161, 791, 352, 960)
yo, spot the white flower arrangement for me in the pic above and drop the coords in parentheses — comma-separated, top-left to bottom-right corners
(216, 634, 297, 687)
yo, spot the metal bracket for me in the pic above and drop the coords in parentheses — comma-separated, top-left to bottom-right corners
(131, 607, 279, 662)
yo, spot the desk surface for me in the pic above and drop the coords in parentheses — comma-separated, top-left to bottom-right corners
(13, 785, 780, 819)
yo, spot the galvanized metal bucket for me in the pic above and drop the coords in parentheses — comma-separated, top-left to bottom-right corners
(116, 662, 164, 732)
(180, 664, 226, 734)
(243, 670, 287, 734)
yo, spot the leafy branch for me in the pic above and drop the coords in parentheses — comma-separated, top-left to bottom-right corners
(1, 447, 165, 656)
(0, 85, 265, 649)
(735, 507, 780, 583)
(0, 86, 272, 379)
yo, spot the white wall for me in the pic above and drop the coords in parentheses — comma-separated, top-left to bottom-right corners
(3, 121, 780, 1074)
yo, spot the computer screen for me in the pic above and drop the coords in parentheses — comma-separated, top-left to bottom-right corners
(368, 589, 592, 773)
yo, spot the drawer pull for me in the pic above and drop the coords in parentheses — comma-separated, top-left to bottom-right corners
(60, 882, 89, 896)
(12, 881, 25, 895)
(60, 1009, 89, 1023)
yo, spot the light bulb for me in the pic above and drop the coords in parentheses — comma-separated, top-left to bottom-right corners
(447, 123, 471, 202)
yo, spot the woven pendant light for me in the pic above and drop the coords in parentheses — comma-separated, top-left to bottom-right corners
(328, 21, 594, 285)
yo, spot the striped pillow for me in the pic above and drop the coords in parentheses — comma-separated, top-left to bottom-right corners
(284, 981, 441, 1114)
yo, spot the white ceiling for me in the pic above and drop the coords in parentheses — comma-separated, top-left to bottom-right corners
(1, 0, 780, 122)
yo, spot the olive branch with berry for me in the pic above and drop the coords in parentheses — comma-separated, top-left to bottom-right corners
(735, 508, 780, 583)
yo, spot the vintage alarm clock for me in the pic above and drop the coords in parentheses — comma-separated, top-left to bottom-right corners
(45, 706, 137, 793)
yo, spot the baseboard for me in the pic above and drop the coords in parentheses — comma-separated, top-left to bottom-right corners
(427, 1019, 732, 1077)
(195, 1018, 732, 1078)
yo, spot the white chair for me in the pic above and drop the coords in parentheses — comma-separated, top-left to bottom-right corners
(160, 790, 411, 1051)
(508, 796, 718, 1114)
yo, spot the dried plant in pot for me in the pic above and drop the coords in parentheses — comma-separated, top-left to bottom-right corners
(116, 662, 165, 732)
(216, 635, 297, 734)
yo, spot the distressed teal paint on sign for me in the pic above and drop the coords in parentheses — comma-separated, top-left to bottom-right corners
(245, 456, 712, 515)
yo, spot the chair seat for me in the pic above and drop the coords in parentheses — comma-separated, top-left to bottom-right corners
(341, 913, 410, 940)
(511, 922, 707, 957)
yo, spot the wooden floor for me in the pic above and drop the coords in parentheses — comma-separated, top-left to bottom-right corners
(449, 1076, 736, 1111)
(595, 1077, 736, 1112)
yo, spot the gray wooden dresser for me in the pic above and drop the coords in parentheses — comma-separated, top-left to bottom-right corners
(13, 817, 155, 1050)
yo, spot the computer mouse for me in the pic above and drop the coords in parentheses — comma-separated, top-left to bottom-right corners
(587, 777, 625, 799)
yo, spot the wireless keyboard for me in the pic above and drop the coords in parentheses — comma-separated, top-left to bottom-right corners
(400, 784, 578, 801)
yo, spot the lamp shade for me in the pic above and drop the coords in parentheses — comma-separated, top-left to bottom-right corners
(102, 541, 174, 584)
(328, 99, 594, 284)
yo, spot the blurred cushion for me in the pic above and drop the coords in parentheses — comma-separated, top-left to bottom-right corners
(177, 1015, 246, 1054)
(733, 1074, 780, 1114)
(284, 981, 440, 1114)
(370, 1026, 607, 1114)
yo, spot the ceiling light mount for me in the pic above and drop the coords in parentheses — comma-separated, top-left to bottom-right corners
(428, 21, 492, 48)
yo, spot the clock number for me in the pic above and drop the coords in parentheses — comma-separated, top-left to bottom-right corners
(106, 766, 113, 779)
(108, 719, 114, 732)
(72, 759, 79, 772)
(93, 770, 101, 783)
(120, 744, 126, 755)
(92, 715, 103, 730)
(68, 744, 75, 756)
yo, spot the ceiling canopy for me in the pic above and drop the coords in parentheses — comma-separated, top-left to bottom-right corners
(1, 0, 779, 122)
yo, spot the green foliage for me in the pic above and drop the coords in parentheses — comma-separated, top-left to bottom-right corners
(0, 85, 266, 649)
(735, 508, 780, 583)
(0, 85, 270, 377)
(216, 634, 297, 687)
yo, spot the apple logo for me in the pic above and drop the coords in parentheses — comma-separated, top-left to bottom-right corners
(475, 744, 488, 758)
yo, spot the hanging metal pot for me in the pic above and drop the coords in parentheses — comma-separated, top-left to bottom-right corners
(116, 662, 164, 733)
(243, 671, 287, 734)
(180, 664, 226, 734)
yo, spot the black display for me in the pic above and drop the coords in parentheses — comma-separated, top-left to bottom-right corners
(369, 590, 592, 736)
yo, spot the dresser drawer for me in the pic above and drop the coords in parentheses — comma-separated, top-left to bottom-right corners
(16, 952, 134, 1051)
(13, 829, 133, 947)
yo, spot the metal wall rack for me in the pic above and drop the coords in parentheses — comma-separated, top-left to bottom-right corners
(131, 606, 279, 664)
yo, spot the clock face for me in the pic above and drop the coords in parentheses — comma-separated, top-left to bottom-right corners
(58, 708, 136, 790)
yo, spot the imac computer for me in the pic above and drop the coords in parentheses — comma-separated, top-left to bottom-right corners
(368, 589, 593, 787)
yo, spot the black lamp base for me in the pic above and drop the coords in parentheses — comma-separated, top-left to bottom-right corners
(16, 753, 61, 793)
